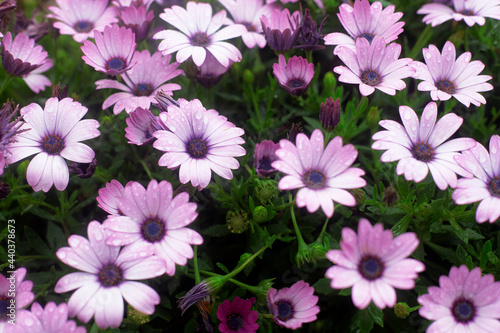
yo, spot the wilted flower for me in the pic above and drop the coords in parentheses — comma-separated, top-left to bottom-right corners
(320, 97, 341, 131)
(0, 268, 35, 331)
(254, 140, 279, 177)
(260, 8, 301, 53)
(418, 0, 500, 27)
(52, 82, 68, 99)
(295, 8, 327, 50)
(68, 158, 98, 179)
(273, 55, 315, 96)
(217, 297, 259, 333)
(14, 10, 50, 41)
(13, 302, 86, 333)
(288, 122, 303, 144)
(119, 4, 154, 42)
(178, 280, 215, 316)
(125, 107, 165, 145)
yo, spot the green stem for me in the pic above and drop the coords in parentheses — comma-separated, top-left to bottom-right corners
(0, 76, 13, 101)
(273, 199, 296, 211)
(314, 217, 330, 244)
(354, 96, 368, 118)
(139, 159, 154, 180)
(227, 278, 261, 295)
(289, 193, 306, 248)
(193, 245, 201, 284)
(408, 25, 433, 60)
(408, 305, 422, 313)
(250, 85, 262, 131)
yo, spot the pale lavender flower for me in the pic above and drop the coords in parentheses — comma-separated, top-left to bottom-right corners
(96, 179, 127, 216)
(96, 50, 183, 114)
(410, 41, 493, 107)
(112, 0, 154, 9)
(260, 8, 301, 53)
(0, 268, 34, 331)
(153, 1, 246, 67)
(333, 36, 414, 96)
(125, 107, 164, 146)
(326, 218, 425, 310)
(7, 98, 100, 192)
(324, 0, 404, 51)
(273, 54, 315, 96)
(372, 102, 475, 191)
(271, 129, 366, 218)
(119, 4, 154, 42)
(267, 280, 320, 329)
(267, 0, 324, 9)
(153, 99, 246, 190)
(0, 102, 25, 176)
(47, 0, 119, 43)
(418, 0, 500, 27)
(193, 51, 232, 88)
(81, 24, 136, 76)
(452, 135, 500, 223)
(418, 265, 500, 332)
(12, 302, 85, 333)
(254, 140, 279, 177)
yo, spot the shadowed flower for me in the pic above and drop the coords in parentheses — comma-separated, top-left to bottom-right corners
(260, 8, 301, 53)
(324, 0, 404, 51)
(334, 36, 414, 96)
(55, 221, 165, 329)
(12, 302, 86, 333)
(320, 97, 341, 131)
(254, 140, 279, 177)
(14, 10, 50, 41)
(112, 0, 154, 9)
(267, 0, 324, 9)
(410, 41, 493, 107)
(193, 51, 232, 89)
(267, 280, 319, 329)
(125, 107, 165, 146)
(372, 102, 475, 190)
(418, 0, 500, 27)
(7, 98, 100, 192)
(81, 24, 136, 76)
(96, 50, 183, 114)
(0, 102, 25, 176)
(153, 99, 246, 190)
(119, 4, 154, 42)
(102, 179, 203, 276)
(47, 0, 119, 43)
(0, 268, 34, 331)
(96, 179, 127, 216)
(452, 135, 500, 223)
(68, 158, 98, 179)
(153, 1, 246, 67)
(273, 55, 314, 96)
(217, 297, 259, 333)
(418, 265, 500, 332)
(178, 280, 214, 316)
(295, 8, 327, 50)
(271, 129, 366, 217)
(326, 218, 425, 309)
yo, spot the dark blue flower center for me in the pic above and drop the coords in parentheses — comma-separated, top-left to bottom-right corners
(452, 298, 475, 323)
(141, 218, 166, 243)
(98, 264, 123, 287)
(303, 170, 326, 189)
(488, 176, 500, 197)
(411, 142, 434, 162)
(288, 79, 305, 89)
(276, 301, 294, 322)
(226, 313, 243, 331)
(74, 21, 93, 33)
(106, 58, 125, 71)
(242, 22, 256, 32)
(187, 138, 208, 159)
(358, 256, 384, 280)
(361, 70, 381, 86)
(0, 296, 12, 320)
(258, 156, 273, 171)
(359, 33, 374, 44)
(461, 9, 474, 16)
(191, 32, 211, 47)
(133, 83, 153, 97)
(435, 79, 456, 94)
(41, 133, 64, 155)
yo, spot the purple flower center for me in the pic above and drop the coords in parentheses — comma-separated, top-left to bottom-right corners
(141, 218, 166, 243)
(0, 295, 13, 320)
(488, 176, 500, 197)
(411, 142, 434, 162)
(258, 156, 273, 172)
(461, 9, 474, 16)
(133, 83, 153, 97)
(303, 170, 326, 189)
(452, 298, 475, 323)
(358, 255, 384, 280)
(226, 313, 243, 331)
(41, 133, 64, 155)
(288, 79, 305, 89)
(359, 33, 375, 44)
(187, 138, 208, 159)
(361, 70, 381, 86)
(191, 32, 211, 47)
(435, 79, 456, 95)
(74, 21, 93, 33)
(98, 264, 123, 287)
(106, 58, 125, 72)
(276, 300, 294, 322)
(242, 22, 256, 32)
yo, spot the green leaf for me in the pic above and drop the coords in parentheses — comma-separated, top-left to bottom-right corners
(456, 245, 468, 264)
(202, 224, 230, 237)
(216, 262, 229, 274)
(480, 240, 492, 270)
(313, 278, 334, 295)
(391, 214, 412, 237)
(24, 226, 52, 256)
(339, 288, 351, 296)
(367, 303, 384, 327)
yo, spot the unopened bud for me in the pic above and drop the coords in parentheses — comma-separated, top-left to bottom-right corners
(394, 302, 411, 318)
(226, 210, 250, 234)
(320, 97, 340, 131)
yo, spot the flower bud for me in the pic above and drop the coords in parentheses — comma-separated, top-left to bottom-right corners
(127, 305, 151, 325)
(320, 97, 340, 131)
(226, 210, 250, 234)
(243, 69, 254, 86)
(394, 302, 411, 318)
(252, 205, 268, 222)
(254, 179, 278, 204)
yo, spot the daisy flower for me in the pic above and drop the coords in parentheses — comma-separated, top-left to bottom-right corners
(216, 297, 259, 333)
(55, 221, 165, 329)
(371, 102, 475, 191)
(47, 0, 119, 43)
(452, 135, 500, 223)
(326, 218, 425, 309)
(102, 179, 203, 276)
(119, 3, 154, 42)
(193, 51, 233, 89)
(125, 107, 164, 146)
(333, 36, 415, 96)
(273, 54, 315, 96)
(418, 0, 500, 27)
(112, 0, 155, 9)
(96, 179, 127, 216)
(95, 50, 183, 114)
(410, 41, 493, 107)
(418, 265, 500, 332)
(324, 0, 405, 51)
(13, 302, 85, 333)
(271, 129, 366, 218)
(254, 140, 279, 178)
(7, 97, 100, 192)
(260, 8, 301, 53)
(0, 268, 35, 331)
(153, 98, 246, 190)
(267, 280, 320, 329)
(153, 1, 246, 67)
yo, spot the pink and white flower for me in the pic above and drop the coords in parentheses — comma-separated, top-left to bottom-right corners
(7, 98, 100, 192)
(333, 36, 414, 96)
(125, 107, 164, 146)
(371, 102, 475, 190)
(273, 54, 315, 96)
(326, 218, 425, 309)
(418, 0, 500, 27)
(119, 4, 154, 42)
(12, 302, 86, 333)
(112, 0, 154, 9)
(410, 41, 493, 107)
(96, 179, 127, 216)
(271, 129, 366, 218)
(55, 221, 165, 329)
(260, 8, 301, 53)
(0, 268, 34, 332)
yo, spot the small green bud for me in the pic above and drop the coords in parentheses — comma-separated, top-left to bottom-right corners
(323, 72, 337, 92)
(366, 106, 380, 130)
(101, 115, 114, 129)
(394, 302, 411, 319)
(226, 210, 250, 233)
(254, 179, 278, 204)
(252, 205, 268, 222)
(243, 69, 254, 86)
(127, 305, 151, 325)
(255, 278, 275, 304)
(296, 243, 326, 266)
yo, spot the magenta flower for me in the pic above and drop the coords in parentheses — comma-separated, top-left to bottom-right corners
(273, 55, 315, 96)
(96, 179, 127, 216)
(267, 280, 319, 329)
(81, 24, 136, 76)
(119, 4, 154, 42)
(326, 218, 425, 310)
(153, 99, 246, 190)
(372, 102, 475, 190)
(217, 297, 259, 333)
(324, 0, 404, 50)
(13, 302, 85, 333)
(452, 135, 500, 223)
(47, 0, 119, 43)
(96, 50, 183, 114)
(418, 0, 500, 27)
(102, 179, 203, 276)
(418, 265, 500, 332)
(254, 140, 279, 177)
(153, 1, 246, 67)
(334, 36, 414, 96)
(271, 129, 366, 218)
(7, 98, 100, 192)
(55, 221, 165, 329)
(260, 8, 301, 53)
(410, 41, 493, 107)
(0, 268, 34, 331)
(125, 107, 164, 146)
